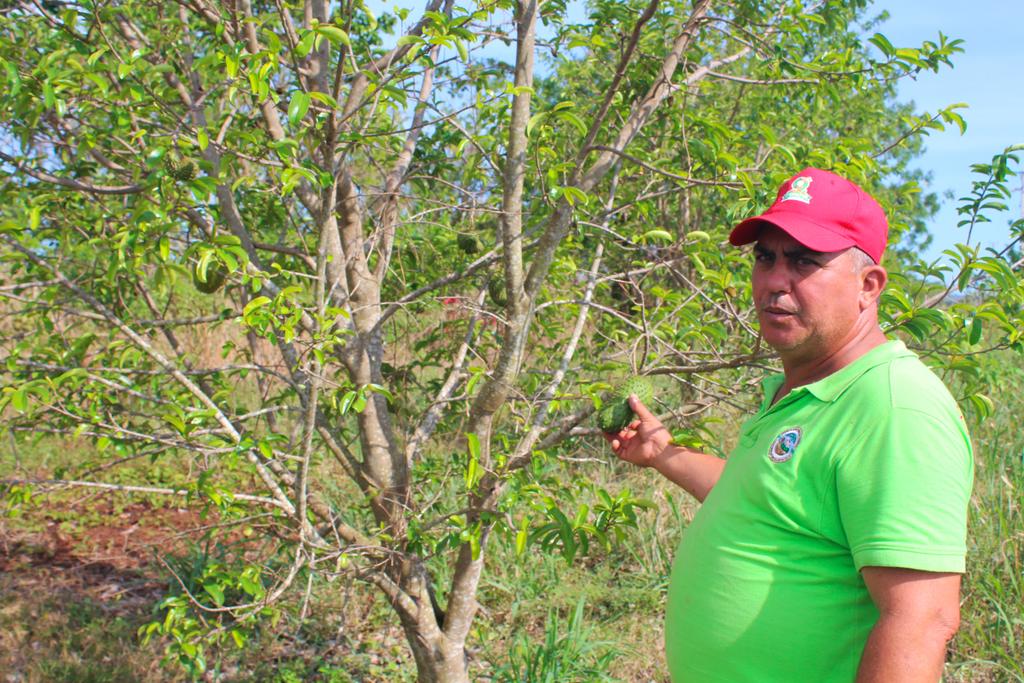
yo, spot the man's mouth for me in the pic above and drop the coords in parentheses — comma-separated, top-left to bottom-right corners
(762, 306, 796, 319)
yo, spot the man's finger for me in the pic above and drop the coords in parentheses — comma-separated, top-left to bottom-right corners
(601, 431, 621, 451)
(629, 394, 655, 421)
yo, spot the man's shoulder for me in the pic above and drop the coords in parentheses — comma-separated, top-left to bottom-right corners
(846, 346, 962, 420)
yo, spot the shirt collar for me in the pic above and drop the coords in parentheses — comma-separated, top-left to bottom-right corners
(759, 340, 913, 407)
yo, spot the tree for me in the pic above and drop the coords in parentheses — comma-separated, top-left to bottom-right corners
(1, 0, 1021, 680)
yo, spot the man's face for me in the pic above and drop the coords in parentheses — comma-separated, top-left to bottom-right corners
(750, 227, 870, 365)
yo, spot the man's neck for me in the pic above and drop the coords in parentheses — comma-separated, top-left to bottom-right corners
(773, 325, 888, 404)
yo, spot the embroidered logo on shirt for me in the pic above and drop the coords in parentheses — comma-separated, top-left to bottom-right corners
(768, 428, 802, 463)
(780, 176, 813, 204)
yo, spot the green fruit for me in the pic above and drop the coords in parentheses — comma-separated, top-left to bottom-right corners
(192, 260, 227, 294)
(597, 402, 634, 433)
(173, 160, 198, 181)
(163, 154, 198, 181)
(457, 233, 481, 254)
(488, 278, 508, 307)
(596, 376, 654, 433)
(618, 376, 653, 405)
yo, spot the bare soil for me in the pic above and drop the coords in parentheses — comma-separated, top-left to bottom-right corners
(0, 496, 416, 682)
(0, 499, 213, 682)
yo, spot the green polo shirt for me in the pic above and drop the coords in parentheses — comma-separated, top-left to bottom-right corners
(664, 340, 973, 683)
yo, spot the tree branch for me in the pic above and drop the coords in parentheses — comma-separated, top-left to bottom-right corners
(0, 151, 146, 195)
(4, 478, 287, 509)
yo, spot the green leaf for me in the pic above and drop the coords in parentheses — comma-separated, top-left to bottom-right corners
(203, 583, 225, 606)
(288, 91, 310, 127)
(868, 33, 895, 57)
(515, 517, 529, 556)
(242, 296, 271, 318)
(308, 90, 338, 110)
(526, 111, 548, 138)
(968, 317, 982, 345)
(470, 529, 481, 560)
(642, 229, 674, 243)
(87, 47, 108, 66)
(338, 390, 356, 415)
(365, 383, 394, 401)
(11, 387, 27, 412)
(556, 110, 587, 135)
(230, 629, 246, 648)
(316, 25, 351, 48)
(558, 186, 589, 207)
(224, 53, 239, 79)
(359, 0, 378, 31)
(967, 392, 994, 418)
(295, 31, 316, 57)
(164, 414, 187, 434)
(238, 573, 263, 597)
(464, 432, 482, 490)
(573, 503, 589, 528)
(195, 250, 216, 282)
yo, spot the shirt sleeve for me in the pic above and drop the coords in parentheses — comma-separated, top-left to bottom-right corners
(836, 407, 973, 573)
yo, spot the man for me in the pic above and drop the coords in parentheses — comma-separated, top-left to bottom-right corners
(607, 168, 973, 682)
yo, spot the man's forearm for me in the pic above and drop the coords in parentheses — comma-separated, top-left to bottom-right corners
(649, 446, 726, 502)
(855, 613, 954, 682)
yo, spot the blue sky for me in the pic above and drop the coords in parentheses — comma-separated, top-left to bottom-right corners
(875, 1, 1024, 260)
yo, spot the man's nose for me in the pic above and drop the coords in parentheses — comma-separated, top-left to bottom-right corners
(759, 261, 792, 293)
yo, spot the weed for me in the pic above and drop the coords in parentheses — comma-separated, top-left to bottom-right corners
(490, 597, 619, 683)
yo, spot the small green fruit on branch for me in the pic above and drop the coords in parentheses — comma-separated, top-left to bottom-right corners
(163, 154, 198, 181)
(457, 233, 481, 254)
(596, 376, 653, 433)
(192, 259, 227, 294)
(488, 277, 507, 307)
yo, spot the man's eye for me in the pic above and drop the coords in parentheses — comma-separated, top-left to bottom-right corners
(796, 257, 818, 267)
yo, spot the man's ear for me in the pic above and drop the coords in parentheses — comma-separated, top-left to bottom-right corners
(860, 265, 887, 309)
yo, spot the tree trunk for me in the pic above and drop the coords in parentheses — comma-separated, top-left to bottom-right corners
(403, 624, 470, 683)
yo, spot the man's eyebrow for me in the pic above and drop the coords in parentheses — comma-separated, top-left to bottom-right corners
(753, 243, 827, 259)
(782, 246, 819, 258)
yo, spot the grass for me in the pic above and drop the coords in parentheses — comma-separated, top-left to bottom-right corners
(1, 363, 1022, 682)
(0, 541, 175, 682)
(945, 360, 1024, 682)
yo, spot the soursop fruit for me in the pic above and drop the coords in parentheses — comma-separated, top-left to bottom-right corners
(192, 260, 227, 294)
(457, 233, 481, 254)
(597, 401, 634, 434)
(596, 376, 653, 433)
(174, 160, 198, 181)
(164, 154, 198, 181)
(488, 277, 508, 306)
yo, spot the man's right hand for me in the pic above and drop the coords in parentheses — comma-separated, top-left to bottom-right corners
(602, 394, 673, 468)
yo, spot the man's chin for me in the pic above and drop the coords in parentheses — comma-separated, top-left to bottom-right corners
(761, 332, 807, 354)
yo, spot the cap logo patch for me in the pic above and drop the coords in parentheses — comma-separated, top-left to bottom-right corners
(768, 428, 801, 463)
(780, 176, 813, 204)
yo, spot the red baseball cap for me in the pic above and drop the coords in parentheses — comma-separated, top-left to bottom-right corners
(728, 167, 889, 263)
